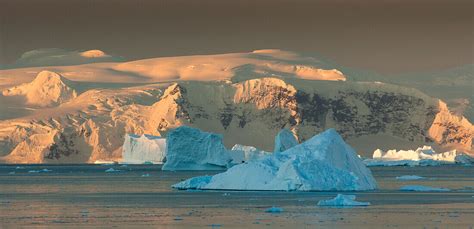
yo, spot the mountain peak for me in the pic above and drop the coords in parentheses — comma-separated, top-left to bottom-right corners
(2, 71, 77, 107)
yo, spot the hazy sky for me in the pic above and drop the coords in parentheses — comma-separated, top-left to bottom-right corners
(0, 0, 472, 74)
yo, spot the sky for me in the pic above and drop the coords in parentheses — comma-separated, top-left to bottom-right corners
(0, 0, 472, 74)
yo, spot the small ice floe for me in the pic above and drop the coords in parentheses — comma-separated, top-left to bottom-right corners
(105, 168, 121, 173)
(141, 173, 150, 177)
(8, 171, 15, 175)
(80, 209, 89, 217)
(222, 193, 230, 196)
(265, 207, 283, 213)
(317, 194, 370, 207)
(15, 166, 25, 170)
(400, 185, 450, 192)
(396, 175, 425, 180)
(28, 169, 52, 173)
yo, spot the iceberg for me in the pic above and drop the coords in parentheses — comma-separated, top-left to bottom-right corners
(400, 185, 450, 192)
(122, 134, 166, 164)
(105, 168, 121, 173)
(363, 146, 472, 166)
(265, 207, 284, 213)
(172, 129, 377, 191)
(317, 194, 370, 206)
(162, 126, 232, 170)
(395, 175, 425, 180)
(274, 128, 298, 153)
(228, 144, 271, 164)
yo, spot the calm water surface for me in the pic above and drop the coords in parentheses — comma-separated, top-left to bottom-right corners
(0, 164, 473, 228)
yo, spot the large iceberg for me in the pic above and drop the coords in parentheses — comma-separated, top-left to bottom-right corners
(121, 134, 166, 164)
(274, 128, 298, 153)
(228, 144, 271, 164)
(363, 146, 472, 166)
(162, 126, 232, 170)
(172, 129, 377, 191)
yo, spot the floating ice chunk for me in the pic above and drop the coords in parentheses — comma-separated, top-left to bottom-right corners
(400, 185, 450, 192)
(8, 171, 15, 175)
(28, 170, 40, 173)
(396, 175, 425, 180)
(274, 129, 298, 153)
(122, 134, 166, 164)
(229, 144, 271, 164)
(105, 168, 121, 173)
(265, 207, 284, 213)
(364, 146, 472, 166)
(15, 166, 25, 170)
(94, 160, 117, 165)
(317, 194, 370, 207)
(173, 129, 377, 191)
(162, 126, 231, 170)
(172, 176, 213, 190)
(141, 173, 150, 177)
(41, 169, 52, 172)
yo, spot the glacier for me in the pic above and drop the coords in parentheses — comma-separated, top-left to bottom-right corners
(162, 126, 232, 170)
(172, 129, 377, 191)
(273, 128, 298, 153)
(121, 134, 166, 164)
(363, 146, 472, 166)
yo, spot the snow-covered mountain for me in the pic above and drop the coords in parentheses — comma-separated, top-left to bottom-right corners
(3, 48, 125, 69)
(0, 50, 472, 163)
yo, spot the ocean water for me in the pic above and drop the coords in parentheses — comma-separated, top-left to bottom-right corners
(0, 164, 473, 228)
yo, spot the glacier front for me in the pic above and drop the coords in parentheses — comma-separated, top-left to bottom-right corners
(121, 134, 166, 164)
(173, 129, 377, 191)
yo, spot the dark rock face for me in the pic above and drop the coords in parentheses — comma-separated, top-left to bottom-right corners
(44, 133, 79, 160)
(291, 90, 437, 142)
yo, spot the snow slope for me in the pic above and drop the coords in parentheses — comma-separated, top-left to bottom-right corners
(172, 129, 377, 191)
(5, 48, 124, 69)
(2, 71, 77, 107)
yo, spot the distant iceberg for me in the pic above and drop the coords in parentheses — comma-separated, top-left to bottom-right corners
(400, 185, 450, 192)
(162, 126, 231, 170)
(173, 129, 377, 191)
(396, 175, 425, 180)
(363, 146, 472, 166)
(121, 134, 166, 164)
